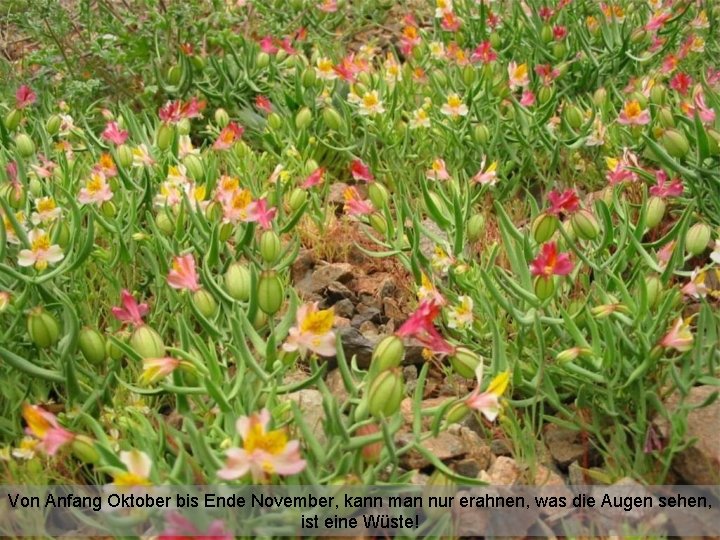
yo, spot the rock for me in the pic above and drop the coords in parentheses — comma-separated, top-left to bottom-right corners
(382, 297, 405, 324)
(655, 385, 720, 484)
(333, 298, 355, 318)
(291, 249, 315, 283)
(567, 461, 588, 485)
(403, 365, 418, 396)
(355, 273, 396, 309)
(328, 181, 350, 208)
(296, 262, 354, 299)
(398, 431, 468, 469)
(400, 397, 451, 430)
(454, 459, 481, 478)
(533, 465, 565, 487)
(282, 389, 326, 445)
(334, 316, 351, 328)
(351, 304, 382, 328)
(325, 281, 354, 303)
(326, 369, 349, 404)
(337, 326, 377, 367)
(358, 321, 378, 337)
(490, 439, 513, 457)
(479, 456, 523, 485)
(450, 425, 493, 471)
(544, 425, 585, 469)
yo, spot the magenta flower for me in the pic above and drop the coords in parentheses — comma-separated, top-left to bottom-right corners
(520, 90, 536, 107)
(650, 170, 683, 198)
(167, 254, 201, 292)
(247, 198, 277, 230)
(111, 289, 149, 327)
(301, 167, 325, 189)
(213, 122, 244, 151)
(670, 73, 692, 95)
(618, 100, 651, 126)
(259, 36, 278, 54)
(23, 404, 75, 456)
(547, 189, 580, 215)
(396, 298, 455, 356)
(101, 121, 129, 145)
(471, 41, 497, 64)
(350, 159, 374, 182)
(343, 186, 373, 216)
(15, 85, 37, 109)
(255, 95, 273, 114)
(530, 242, 574, 277)
(158, 97, 205, 124)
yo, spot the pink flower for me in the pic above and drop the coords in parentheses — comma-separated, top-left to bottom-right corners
(343, 187, 373, 216)
(396, 298, 455, 356)
(471, 41, 497, 64)
(530, 242, 574, 277)
(301, 167, 325, 189)
(350, 159, 374, 182)
(218, 409, 306, 482)
(656, 240, 675, 269)
(465, 366, 510, 422)
(508, 62, 530, 90)
(158, 97, 205, 124)
(547, 189, 580, 215)
(279, 37, 297, 55)
(22, 404, 75, 455)
(645, 10, 670, 31)
(520, 90, 536, 107)
(472, 157, 498, 186)
(213, 122, 244, 150)
(159, 513, 232, 540)
(167, 254, 201, 292)
(283, 302, 336, 357)
(140, 357, 183, 385)
(659, 317, 693, 352)
(259, 36, 278, 54)
(670, 73, 692, 95)
(618, 100, 651, 125)
(15, 85, 37, 109)
(427, 158, 450, 181)
(605, 150, 640, 185)
(247, 198, 277, 230)
(318, 0, 338, 13)
(650, 170, 683, 198)
(78, 172, 113, 205)
(102, 121, 129, 145)
(686, 92, 716, 124)
(440, 12, 462, 32)
(255, 95, 273, 114)
(534, 64, 559, 85)
(553, 25, 568, 40)
(111, 289, 149, 327)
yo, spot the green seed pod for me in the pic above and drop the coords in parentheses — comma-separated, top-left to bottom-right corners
(534, 275, 555, 300)
(46, 114, 62, 136)
(224, 263, 251, 301)
(78, 327, 106, 365)
(552, 42, 567, 59)
(658, 107, 675, 128)
(301, 67, 317, 88)
(369, 213, 387, 235)
(707, 129, 720, 156)
(538, 86, 554, 104)
(176, 118, 191, 136)
(661, 129, 689, 158)
(183, 154, 204, 181)
(541, 24, 554, 44)
(191, 55, 205, 71)
(27, 308, 60, 349)
(15, 133, 35, 158)
(71, 435, 100, 464)
(1, 182, 25, 209)
(295, 107, 313, 130)
(257, 270, 284, 315)
(28, 177, 43, 198)
(101, 201, 116, 219)
(371, 336, 405, 372)
(368, 182, 389, 209)
(219, 222, 234, 242)
(685, 223, 711, 256)
(259, 230, 282, 264)
(489, 32, 502, 49)
(649, 84, 666, 106)
(106, 334, 124, 361)
(466, 214, 485, 242)
(644, 275, 662, 309)
(155, 211, 175, 235)
(570, 209, 600, 240)
(267, 112, 283, 131)
(645, 196, 666, 230)
(630, 28, 647, 44)
(214, 108, 230, 128)
(564, 105, 584, 130)
(593, 87, 607, 107)
(130, 325, 165, 359)
(532, 213, 558, 244)
(368, 369, 404, 418)
(116, 144, 133, 168)
(288, 188, 307, 211)
(167, 65, 182, 85)
(431, 69, 448, 88)
(256, 51, 271, 69)
(322, 107, 343, 131)
(450, 347, 481, 379)
(192, 289, 218, 317)
(156, 123, 174, 151)
(462, 65, 476, 86)
(49, 221, 70, 249)
(444, 399, 470, 425)
(473, 124, 490, 145)
(253, 308, 268, 329)
(4, 109, 21, 131)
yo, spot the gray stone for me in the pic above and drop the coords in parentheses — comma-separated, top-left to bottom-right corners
(333, 298, 355, 319)
(282, 389, 326, 445)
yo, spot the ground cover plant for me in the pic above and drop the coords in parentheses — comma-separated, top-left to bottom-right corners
(1, 0, 719, 536)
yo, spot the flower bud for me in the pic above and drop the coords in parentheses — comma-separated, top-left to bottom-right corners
(444, 399, 470, 425)
(467, 214, 485, 242)
(156, 123, 174, 151)
(431, 69, 448, 88)
(192, 289, 218, 318)
(78, 327, 106, 365)
(259, 230, 282, 264)
(541, 24, 553, 43)
(564, 105, 583, 130)
(368, 182, 389, 209)
(301, 67, 317, 88)
(555, 347, 587, 363)
(473, 124, 490, 145)
(15, 133, 35, 158)
(650, 84, 666, 106)
(657, 107, 675, 128)
(224, 263, 251, 301)
(371, 336, 405, 371)
(257, 270, 284, 315)
(685, 223, 711, 256)
(369, 213, 387, 235)
(28, 177, 42, 198)
(183, 154, 204, 181)
(106, 333, 125, 361)
(538, 86, 554, 104)
(71, 435, 100, 464)
(368, 369, 404, 418)
(552, 42, 567, 59)
(449, 347, 481, 379)
(219, 222, 234, 242)
(534, 275, 555, 300)
(267, 112, 283, 131)
(295, 107, 312, 130)
(49, 221, 70, 249)
(4, 109, 21, 131)
(593, 88, 607, 107)
(645, 196, 666, 230)
(130, 325, 165, 359)
(256, 51, 270, 69)
(489, 32, 502, 49)
(116, 144, 133, 168)
(176, 118, 191, 136)
(214, 108, 230, 128)
(707, 129, 720, 156)
(356, 424, 382, 463)
(101, 201, 116, 218)
(570, 209, 600, 240)
(253, 308, 268, 329)
(644, 275, 662, 309)
(167, 65, 182, 85)
(155, 211, 175, 235)
(27, 308, 60, 348)
(462, 65, 476, 86)
(322, 107, 343, 131)
(46, 114, 62, 136)
(531, 213, 557, 244)
(288, 188, 307, 211)
(661, 129, 689, 159)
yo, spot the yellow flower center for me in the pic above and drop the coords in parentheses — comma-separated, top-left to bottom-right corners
(113, 472, 152, 487)
(31, 233, 51, 253)
(624, 101, 642, 118)
(513, 64, 528, 79)
(447, 95, 462, 108)
(244, 423, 288, 456)
(37, 198, 56, 213)
(362, 92, 379, 108)
(300, 308, 334, 334)
(87, 174, 104, 194)
(231, 190, 252, 210)
(99, 153, 114, 169)
(318, 59, 333, 73)
(221, 176, 240, 192)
